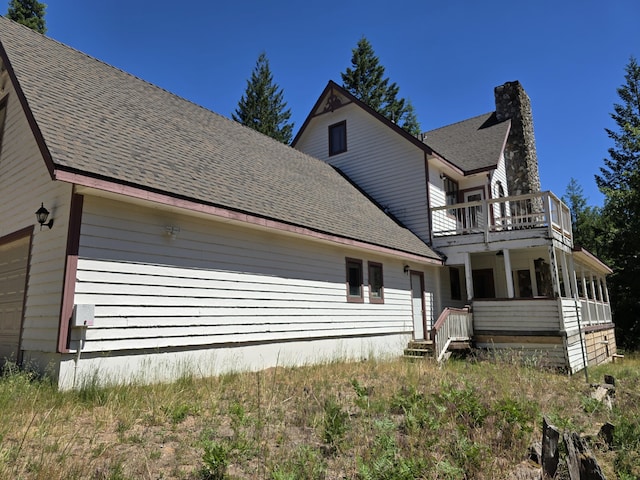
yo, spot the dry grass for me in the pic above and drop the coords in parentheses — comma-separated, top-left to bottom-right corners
(0, 352, 638, 479)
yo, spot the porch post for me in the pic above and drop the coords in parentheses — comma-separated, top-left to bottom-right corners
(602, 277, 610, 303)
(589, 274, 597, 307)
(464, 252, 474, 301)
(560, 251, 572, 298)
(581, 272, 592, 325)
(596, 276, 605, 323)
(548, 246, 561, 297)
(589, 274, 599, 324)
(568, 252, 580, 299)
(503, 248, 515, 298)
(596, 277, 604, 303)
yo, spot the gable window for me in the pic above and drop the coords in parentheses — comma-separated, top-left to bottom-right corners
(329, 121, 347, 156)
(346, 257, 363, 302)
(368, 262, 384, 303)
(449, 267, 461, 300)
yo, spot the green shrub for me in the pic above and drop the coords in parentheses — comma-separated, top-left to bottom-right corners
(200, 440, 228, 480)
(322, 396, 349, 451)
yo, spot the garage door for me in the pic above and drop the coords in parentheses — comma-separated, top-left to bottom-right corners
(0, 235, 30, 362)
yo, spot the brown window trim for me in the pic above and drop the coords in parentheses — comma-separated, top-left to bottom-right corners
(368, 261, 384, 304)
(346, 257, 363, 303)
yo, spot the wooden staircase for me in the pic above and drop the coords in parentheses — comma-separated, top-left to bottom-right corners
(403, 306, 474, 362)
(403, 338, 472, 361)
(403, 340, 435, 360)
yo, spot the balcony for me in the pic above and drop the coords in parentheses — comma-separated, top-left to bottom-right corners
(431, 191, 572, 246)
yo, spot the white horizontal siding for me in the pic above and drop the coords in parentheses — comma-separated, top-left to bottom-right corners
(72, 196, 428, 353)
(473, 299, 562, 331)
(295, 105, 430, 242)
(0, 76, 72, 356)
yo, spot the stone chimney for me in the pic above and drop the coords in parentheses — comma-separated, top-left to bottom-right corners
(494, 81, 541, 195)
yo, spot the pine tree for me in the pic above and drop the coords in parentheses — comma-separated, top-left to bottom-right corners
(6, 0, 46, 34)
(562, 178, 603, 256)
(341, 37, 420, 135)
(232, 52, 293, 144)
(595, 56, 640, 349)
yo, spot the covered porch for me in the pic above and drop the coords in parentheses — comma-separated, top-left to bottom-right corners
(430, 191, 615, 371)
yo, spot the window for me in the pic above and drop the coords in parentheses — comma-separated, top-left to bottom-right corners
(497, 181, 507, 221)
(516, 269, 533, 297)
(443, 175, 458, 216)
(368, 262, 384, 303)
(346, 258, 363, 302)
(449, 267, 461, 300)
(329, 121, 347, 156)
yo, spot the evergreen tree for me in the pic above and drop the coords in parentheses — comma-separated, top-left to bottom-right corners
(6, 0, 46, 34)
(341, 37, 420, 135)
(232, 52, 293, 144)
(595, 56, 640, 349)
(562, 178, 604, 256)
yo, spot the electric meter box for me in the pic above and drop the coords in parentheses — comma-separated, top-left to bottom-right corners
(72, 304, 95, 327)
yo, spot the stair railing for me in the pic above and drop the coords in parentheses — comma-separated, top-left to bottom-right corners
(431, 306, 473, 362)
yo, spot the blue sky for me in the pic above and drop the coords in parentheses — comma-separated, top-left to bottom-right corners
(20, 1, 640, 206)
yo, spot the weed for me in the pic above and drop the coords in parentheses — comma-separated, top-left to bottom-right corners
(351, 378, 371, 410)
(270, 445, 326, 480)
(448, 432, 487, 476)
(612, 412, 640, 478)
(164, 402, 192, 424)
(322, 395, 349, 452)
(356, 419, 426, 480)
(436, 381, 489, 430)
(199, 439, 228, 480)
(580, 395, 603, 414)
(492, 397, 536, 449)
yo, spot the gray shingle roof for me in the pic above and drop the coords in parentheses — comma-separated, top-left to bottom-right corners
(0, 18, 440, 260)
(424, 112, 510, 173)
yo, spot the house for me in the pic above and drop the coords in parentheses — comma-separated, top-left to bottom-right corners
(0, 18, 443, 388)
(292, 81, 616, 372)
(0, 18, 615, 389)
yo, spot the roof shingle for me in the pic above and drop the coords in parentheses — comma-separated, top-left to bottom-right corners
(424, 112, 510, 173)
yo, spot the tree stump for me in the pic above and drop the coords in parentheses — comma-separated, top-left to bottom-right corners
(542, 417, 560, 478)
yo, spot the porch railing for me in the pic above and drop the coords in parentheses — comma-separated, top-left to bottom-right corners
(580, 299, 613, 326)
(431, 306, 473, 362)
(431, 191, 572, 241)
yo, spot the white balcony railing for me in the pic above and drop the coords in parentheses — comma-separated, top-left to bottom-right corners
(431, 191, 572, 242)
(580, 299, 613, 326)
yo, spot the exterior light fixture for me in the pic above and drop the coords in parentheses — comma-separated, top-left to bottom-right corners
(165, 225, 180, 240)
(35, 203, 53, 230)
(403, 264, 410, 274)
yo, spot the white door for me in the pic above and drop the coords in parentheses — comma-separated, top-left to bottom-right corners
(0, 236, 30, 361)
(410, 272, 425, 340)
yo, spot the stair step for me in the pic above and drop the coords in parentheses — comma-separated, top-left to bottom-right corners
(402, 354, 427, 362)
(407, 340, 433, 350)
(403, 348, 432, 357)
(448, 340, 472, 350)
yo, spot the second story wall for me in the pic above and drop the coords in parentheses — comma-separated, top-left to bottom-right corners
(295, 103, 431, 243)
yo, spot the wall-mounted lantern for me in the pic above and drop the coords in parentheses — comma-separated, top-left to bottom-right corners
(35, 203, 53, 230)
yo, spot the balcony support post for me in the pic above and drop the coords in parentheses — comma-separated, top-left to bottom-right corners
(503, 248, 515, 298)
(464, 252, 474, 301)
